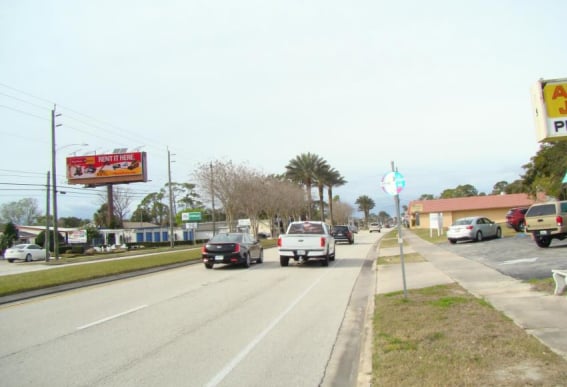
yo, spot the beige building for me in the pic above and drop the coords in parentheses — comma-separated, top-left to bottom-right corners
(408, 193, 541, 229)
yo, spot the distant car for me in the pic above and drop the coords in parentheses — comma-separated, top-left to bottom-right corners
(505, 207, 528, 232)
(4, 244, 47, 263)
(369, 223, 381, 233)
(447, 216, 502, 244)
(201, 233, 263, 269)
(331, 225, 354, 244)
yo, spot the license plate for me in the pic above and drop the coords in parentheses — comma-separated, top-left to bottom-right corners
(215, 255, 224, 261)
(539, 230, 548, 235)
(297, 250, 305, 256)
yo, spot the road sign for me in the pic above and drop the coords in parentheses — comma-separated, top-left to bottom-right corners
(188, 212, 202, 221)
(182, 212, 202, 221)
(381, 171, 406, 196)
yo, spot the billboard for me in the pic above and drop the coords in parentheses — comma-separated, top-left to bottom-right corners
(531, 78, 567, 142)
(67, 151, 148, 186)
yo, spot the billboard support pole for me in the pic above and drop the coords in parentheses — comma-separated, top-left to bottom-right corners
(107, 184, 114, 228)
(168, 148, 175, 248)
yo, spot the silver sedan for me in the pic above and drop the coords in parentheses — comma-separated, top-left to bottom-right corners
(447, 216, 502, 244)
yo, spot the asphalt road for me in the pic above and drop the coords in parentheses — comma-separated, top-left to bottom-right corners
(0, 232, 381, 387)
(439, 232, 567, 280)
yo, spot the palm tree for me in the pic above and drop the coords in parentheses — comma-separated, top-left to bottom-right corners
(285, 153, 328, 220)
(321, 168, 346, 225)
(355, 195, 375, 228)
(312, 162, 332, 222)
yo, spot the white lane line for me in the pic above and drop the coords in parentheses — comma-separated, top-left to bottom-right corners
(499, 257, 539, 265)
(76, 305, 148, 330)
(205, 267, 335, 387)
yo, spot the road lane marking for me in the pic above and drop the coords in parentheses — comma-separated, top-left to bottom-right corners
(499, 258, 539, 265)
(204, 266, 337, 387)
(76, 305, 148, 330)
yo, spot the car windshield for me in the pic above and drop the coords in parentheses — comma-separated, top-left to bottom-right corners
(454, 218, 473, 226)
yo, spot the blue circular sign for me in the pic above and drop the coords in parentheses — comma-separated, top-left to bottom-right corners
(381, 171, 406, 196)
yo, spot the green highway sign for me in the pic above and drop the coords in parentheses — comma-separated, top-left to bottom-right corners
(188, 212, 202, 221)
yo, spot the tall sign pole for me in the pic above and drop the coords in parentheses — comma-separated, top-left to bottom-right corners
(167, 148, 175, 248)
(381, 161, 408, 298)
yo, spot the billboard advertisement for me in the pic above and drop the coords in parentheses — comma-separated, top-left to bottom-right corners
(66, 152, 148, 186)
(531, 78, 567, 142)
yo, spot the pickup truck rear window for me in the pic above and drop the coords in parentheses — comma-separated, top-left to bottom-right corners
(526, 204, 556, 217)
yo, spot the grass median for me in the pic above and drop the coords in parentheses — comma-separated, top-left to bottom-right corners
(373, 228, 566, 385)
(0, 239, 278, 297)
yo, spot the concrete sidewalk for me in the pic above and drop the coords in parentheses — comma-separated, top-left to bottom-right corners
(376, 231, 567, 361)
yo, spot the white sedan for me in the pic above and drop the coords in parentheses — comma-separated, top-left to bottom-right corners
(4, 244, 47, 263)
(447, 216, 502, 244)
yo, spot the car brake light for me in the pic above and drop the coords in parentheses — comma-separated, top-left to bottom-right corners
(466, 225, 473, 230)
(234, 243, 241, 253)
(201, 246, 207, 253)
(277, 237, 282, 247)
(320, 237, 326, 247)
(557, 216, 563, 226)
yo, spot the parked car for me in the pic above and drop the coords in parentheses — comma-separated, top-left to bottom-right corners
(4, 244, 47, 263)
(331, 225, 354, 244)
(525, 200, 567, 247)
(201, 233, 263, 269)
(369, 223, 381, 233)
(447, 216, 502, 244)
(505, 207, 528, 232)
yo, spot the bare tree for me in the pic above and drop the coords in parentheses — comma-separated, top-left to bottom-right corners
(0, 198, 41, 225)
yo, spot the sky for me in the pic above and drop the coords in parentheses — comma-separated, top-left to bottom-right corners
(1, 0, 566, 222)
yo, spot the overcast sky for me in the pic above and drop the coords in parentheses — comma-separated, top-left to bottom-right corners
(1, 0, 565, 221)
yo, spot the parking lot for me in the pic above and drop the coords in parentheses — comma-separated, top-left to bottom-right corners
(440, 232, 567, 280)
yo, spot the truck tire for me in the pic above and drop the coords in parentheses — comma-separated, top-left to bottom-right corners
(280, 256, 289, 267)
(534, 235, 551, 248)
(321, 255, 329, 267)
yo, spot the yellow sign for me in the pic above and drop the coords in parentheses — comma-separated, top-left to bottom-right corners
(543, 82, 567, 118)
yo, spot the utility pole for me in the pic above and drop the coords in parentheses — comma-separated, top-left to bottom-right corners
(51, 105, 62, 259)
(167, 148, 175, 248)
(45, 171, 50, 262)
(210, 162, 216, 236)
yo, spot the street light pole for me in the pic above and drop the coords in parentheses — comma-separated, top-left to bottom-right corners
(51, 106, 62, 259)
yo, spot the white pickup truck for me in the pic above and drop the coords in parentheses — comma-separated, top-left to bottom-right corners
(277, 221, 336, 267)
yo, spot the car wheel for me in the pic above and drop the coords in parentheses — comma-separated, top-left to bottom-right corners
(495, 227, 502, 239)
(349, 238, 354, 244)
(244, 254, 251, 268)
(257, 249, 263, 264)
(475, 231, 483, 242)
(205, 263, 214, 269)
(280, 256, 289, 267)
(449, 239, 457, 244)
(321, 254, 330, 267)
(7, 259, 14, 263)
(25, 254, 32, 262)
(534, 235, 551, 248)
(517, 220, 526, 232)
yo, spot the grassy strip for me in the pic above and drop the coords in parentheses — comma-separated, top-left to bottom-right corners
(0, 250, 202, 296)
(0, 239, 279, 297)
(373, 284, 567, 385)
(377, 252, 424, 265)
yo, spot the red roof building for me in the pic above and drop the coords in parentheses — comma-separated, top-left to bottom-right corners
(408, 193, 542, 229)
